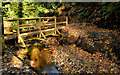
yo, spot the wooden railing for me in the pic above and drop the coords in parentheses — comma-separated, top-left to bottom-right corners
(3, 16, 68, 47)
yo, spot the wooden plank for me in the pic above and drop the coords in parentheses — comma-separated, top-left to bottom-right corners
(20, 29, 39, 32)
(4, 26, 65, 40)
(41, 31, 46, 39)
(66, 17, 68, 26)
(4, 26, 15, 28)
(20, 28, 55, 36)
(39, 17, 54, 19)
(58, 26, 66, 29)
(41, 21, 66, 26)
(42, 26, 55, 29)
(38, 18, 42, 38)
(44, 23, 54, 25)
(3, 18, 37, 22)
(37, 21, 54, 27)
(3, 17, 55, 22)
(4, 23, 54, 29)
(3, 16, 66, 22)
(39, 18, 46, 39)
(43, 21, 66, 25)
(56, 21, 66, 24)
(54, 17, 56, 34)
(52, 34, 60, 36)
(19, 36, 26, 47)
(7, 26, 63, 37)
(17, 20, 20, 43)
(43, 32, 54, 36)
(19, 24, 33, 27)
(19, 26, 35, 29)
(41, 26, 52, 29)
(40, 23, 54, 27)
(42, 28, 55, 32)
(4, 32, 14, 35)
(20, 27, 55, 36)
(3, 16, 68, 42)
(45, 21, 55, 24)
(57, 29, 61, 34)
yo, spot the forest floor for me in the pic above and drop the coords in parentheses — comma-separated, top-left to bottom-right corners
(1, 23, 120, 74)
(1, 38, 120, 74)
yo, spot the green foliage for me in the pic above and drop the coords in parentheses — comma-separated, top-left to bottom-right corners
(2, 2, 60, 19)
(2, 2, 120, 30)
(21, 28, 27, 31)
(105, 13, 110, 19)
(101, 2, 107, 5)
(27, 44, 45, 56)
(2, 2, 63, 31)
(79, 11, 84, 15)
(102, 2, 120, 20)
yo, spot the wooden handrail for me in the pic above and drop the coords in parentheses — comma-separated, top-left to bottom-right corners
(19, 24, 34, 27)
(3, 17, 68, 24)
(4, 16, 68, 43)
(3, 17, 55, 22)
(56, 21, 66, 24)
(19, 26, 35, 29)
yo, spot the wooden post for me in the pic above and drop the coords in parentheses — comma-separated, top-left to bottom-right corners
(41, 32, 46, 39)
(39, 18, 42, 38)
(17, 20, 20, 43)
(19, 36, 26, 47)
(66, 17, 68, 26)
(54, 17, 57, 34)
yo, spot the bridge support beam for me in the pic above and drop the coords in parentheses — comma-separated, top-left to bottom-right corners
(66, 17, 68, 26)
(38, 18, 42, 38)
(17, 20, 20, 43)
(54, 17, 57, 35)
(38, 18, 46, 39)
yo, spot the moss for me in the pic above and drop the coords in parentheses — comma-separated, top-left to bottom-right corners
(27, 43, 52, 73)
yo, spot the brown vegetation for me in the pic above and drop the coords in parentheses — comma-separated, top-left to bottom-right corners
(28, 45, 53, 73)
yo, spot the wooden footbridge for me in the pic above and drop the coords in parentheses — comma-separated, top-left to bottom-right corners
(3, 16, 68, 47)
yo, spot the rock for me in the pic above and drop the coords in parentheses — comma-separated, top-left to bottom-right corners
(59, 23, 120, 59)
(42, 65, 59, 74)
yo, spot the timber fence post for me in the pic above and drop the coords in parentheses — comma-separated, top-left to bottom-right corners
(55, 16, 57, 35)
(66, 17, 68, 26)
(39, 18, 42, 38)
(17, 20, 20, 43)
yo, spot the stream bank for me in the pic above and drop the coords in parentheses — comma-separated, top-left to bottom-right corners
(1, 23, 120, 74)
